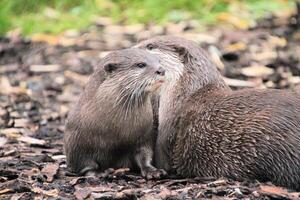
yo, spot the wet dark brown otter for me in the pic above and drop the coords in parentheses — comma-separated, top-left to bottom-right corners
(64, 48, 166, 178)
(137, 36, 300, 190)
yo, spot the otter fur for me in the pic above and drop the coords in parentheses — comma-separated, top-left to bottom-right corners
(137, 36, 300, 190)
(64, 48, 166, 178)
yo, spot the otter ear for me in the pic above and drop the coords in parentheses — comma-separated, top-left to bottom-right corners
(174, 46, 187, 57)
(104, 63, 117, 73)
(174, 46, 190, 63)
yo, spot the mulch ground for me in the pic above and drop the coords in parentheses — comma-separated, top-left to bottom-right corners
(1, 12, 300, 199)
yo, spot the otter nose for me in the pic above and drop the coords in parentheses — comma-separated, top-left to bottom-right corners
(156, 67, 165, 76)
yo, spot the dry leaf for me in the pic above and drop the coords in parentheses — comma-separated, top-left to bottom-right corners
(225, 42, 247, 52)
(259, 185, 288, 196)
(30, 64, 61, 73)
(32, 187, 59, 197)
(31, 33, 60, 46)
(241, 65, 274, 77)
(74, 187, 92, 200)
(64, 70, 89, 86)
(0, 128, 24, 138)
(252, 51, 277, 61)
(41, 163, 59, 182)
(18, 136, 46, 145)
(0, 137, 7, 147)
(159, 188, 173, 199)
(223, 77, 257, 87)
(0, 188, 13, 195)
(217, 12, 250, 29)
(0, 77, 27, 95)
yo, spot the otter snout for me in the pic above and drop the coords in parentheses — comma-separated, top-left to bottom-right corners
(156, 67, 165, 76)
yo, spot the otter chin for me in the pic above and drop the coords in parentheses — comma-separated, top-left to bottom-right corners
(64, 48, 166, 179)
(146, 78, 166, 92)
(137, 36, 300, 191)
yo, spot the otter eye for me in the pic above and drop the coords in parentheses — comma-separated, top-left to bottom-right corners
(146, 44, 156, 50)
(136, 62, 147, 68)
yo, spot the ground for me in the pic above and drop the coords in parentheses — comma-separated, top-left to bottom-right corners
(1, 13, 300, 200)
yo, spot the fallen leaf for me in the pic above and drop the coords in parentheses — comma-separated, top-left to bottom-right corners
(32, 187, 59, 197)
(217, 12, 250, 30)
(91, 192, 114, 199)
(182, 33, 218, 44)
(268, 36, 287, 47)
(207, 179, 227, 187)
(10, 193, 26, 200)
(124, 24, 145, 35)
(64, 70, 89, 86)
(31, 33, 60, 45)
(252, 51, 277, 61)
(30, 64, 62, 73)
(70, 177, 86, 186)
(241, 65, 274, 77)
(0, 128, 24, 138)
(259, 185, 288, 196)
(0, 188, 13, 195)
(18, 136, 46, 145)
(0, 77, 27, 95)
(113, 168, 130, 175)
(225, 42, 247, 52)
(74, 187, 92, 200)
(13, 118, 30, 128)
(0, 137, 7, 147)
(223, 77, 257, 87)
(41, 163, 59, 182)
(159, 188, 173, 199)
(208, 45, 224, 70)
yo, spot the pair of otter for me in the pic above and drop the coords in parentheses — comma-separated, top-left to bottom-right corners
(64, 36, 300, 191)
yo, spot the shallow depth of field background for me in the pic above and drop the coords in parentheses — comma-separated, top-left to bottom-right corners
(0, 0, 295, 35)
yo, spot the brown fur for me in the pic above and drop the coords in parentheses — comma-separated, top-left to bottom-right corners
(137, 36, 300, 190)
(64, 49, 166, 178)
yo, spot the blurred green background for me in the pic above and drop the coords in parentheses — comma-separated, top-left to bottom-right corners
(0, 0, 295, 36)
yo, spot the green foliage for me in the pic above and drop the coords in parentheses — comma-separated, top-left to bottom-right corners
(0, 0, 295, 36)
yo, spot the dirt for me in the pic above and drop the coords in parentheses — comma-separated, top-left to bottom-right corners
(1, 12, 300, 199)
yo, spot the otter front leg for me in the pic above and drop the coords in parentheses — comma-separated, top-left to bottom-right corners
(135, 145, 167, 179)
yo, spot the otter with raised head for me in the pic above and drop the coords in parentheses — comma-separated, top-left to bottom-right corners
(64, 48, 166, 178)
(137, 36, 300, 190)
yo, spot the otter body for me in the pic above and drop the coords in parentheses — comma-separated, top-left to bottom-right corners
(64, 49, 166, 178)
(137, 36, 300, 190)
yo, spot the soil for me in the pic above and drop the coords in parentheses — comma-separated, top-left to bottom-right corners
(1, 12, 300, 199)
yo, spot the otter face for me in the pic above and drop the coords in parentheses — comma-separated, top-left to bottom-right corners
(135, 36, 186, 82)
(99, 49, 166, 106)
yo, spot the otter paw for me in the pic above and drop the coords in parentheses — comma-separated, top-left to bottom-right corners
(142, 168, 167, 180)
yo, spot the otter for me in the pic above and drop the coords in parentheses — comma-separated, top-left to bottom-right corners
(64, 48, 166, 179)
(136, 36, 300, 190)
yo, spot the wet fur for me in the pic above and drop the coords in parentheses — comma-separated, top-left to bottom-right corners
(137, 36, 300, 190)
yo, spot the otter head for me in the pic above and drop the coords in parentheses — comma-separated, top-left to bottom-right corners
(99, 48, 166, 108)
(135, 36, 226, 90)
(134, 36, 197, 82)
